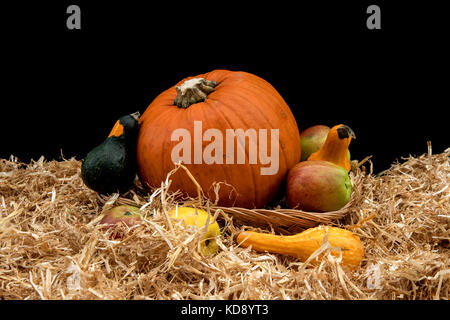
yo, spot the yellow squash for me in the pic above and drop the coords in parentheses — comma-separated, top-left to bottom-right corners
(236, 226, 364, 269)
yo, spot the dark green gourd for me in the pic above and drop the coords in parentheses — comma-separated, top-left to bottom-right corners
(81, 112, 140, 194)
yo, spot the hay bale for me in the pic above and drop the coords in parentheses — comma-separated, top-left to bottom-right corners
(0, 147, 448, 300)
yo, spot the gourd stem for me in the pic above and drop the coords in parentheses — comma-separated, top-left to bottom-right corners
(173, 78, 218, 109)
(130, 111, 141, 121)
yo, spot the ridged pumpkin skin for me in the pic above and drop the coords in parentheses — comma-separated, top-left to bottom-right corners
(136, 70, 301, 208)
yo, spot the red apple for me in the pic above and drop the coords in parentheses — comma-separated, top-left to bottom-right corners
(287, 160, 352, 212)
(300, 125, 330, 161)
(100, 205, 142, 238)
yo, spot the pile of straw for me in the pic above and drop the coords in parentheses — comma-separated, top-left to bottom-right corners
(0, 146, 448, 300)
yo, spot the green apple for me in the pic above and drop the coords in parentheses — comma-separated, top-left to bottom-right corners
(287, 160, 352, 212)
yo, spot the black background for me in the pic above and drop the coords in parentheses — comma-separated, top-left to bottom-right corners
(1, 1, 448, 173)
(1, 1, 449, 308)
(1, 300, 447, 317)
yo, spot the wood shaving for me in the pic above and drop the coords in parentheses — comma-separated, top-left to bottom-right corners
(0, 146, 448, 300)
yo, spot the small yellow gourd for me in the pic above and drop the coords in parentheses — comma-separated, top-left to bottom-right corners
(168, 207, 221, 256)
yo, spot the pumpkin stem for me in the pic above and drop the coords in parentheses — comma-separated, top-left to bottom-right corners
(174, 78, 218, 109)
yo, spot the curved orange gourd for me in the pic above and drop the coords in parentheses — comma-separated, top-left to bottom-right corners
(236, 226, 364, 269)
(307, 124, 355, 172)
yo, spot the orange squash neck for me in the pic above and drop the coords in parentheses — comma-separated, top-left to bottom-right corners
(308, 128, 352, 171)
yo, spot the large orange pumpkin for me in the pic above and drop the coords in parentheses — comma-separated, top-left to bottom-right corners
(136, 70, 300, 208)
